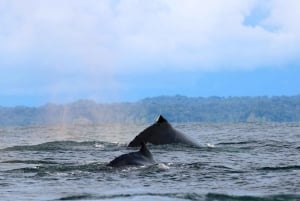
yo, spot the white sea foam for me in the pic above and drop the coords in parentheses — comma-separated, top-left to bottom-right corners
(206, 143, 215, 148)
(157, 163, 170, 170)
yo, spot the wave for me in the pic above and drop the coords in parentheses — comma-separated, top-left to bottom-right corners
(6, 162, 109, 175)
(1, 140, 124, 152)
(258, 165, 300, 171)
(215, 140, 298, 152)
(5, 161, 167, 175)
(54, 192, 300, 201)
(206, 193, 300, 201)
(217, 140, 259, 146)
(1, 159, 59, 164)
(57, 194, 91, 200)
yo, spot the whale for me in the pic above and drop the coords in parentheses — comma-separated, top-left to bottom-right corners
(107, 142, 155, 167)
(128, 115, 200, 147)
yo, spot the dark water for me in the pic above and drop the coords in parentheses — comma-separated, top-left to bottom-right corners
(0, 123, 300, 201)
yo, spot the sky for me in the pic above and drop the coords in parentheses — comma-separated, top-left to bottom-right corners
(1, 0, 300, 107)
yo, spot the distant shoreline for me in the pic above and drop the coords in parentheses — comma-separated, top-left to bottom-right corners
(1, 95, 300, 125)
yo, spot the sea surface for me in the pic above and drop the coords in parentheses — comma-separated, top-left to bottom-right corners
(0, 122, 300, 201)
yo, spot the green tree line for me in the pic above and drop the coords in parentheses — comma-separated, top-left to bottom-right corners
(0, 95, 300, 125)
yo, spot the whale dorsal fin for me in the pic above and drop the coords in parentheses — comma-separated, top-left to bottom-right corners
(139, 142, 153, 159)
(156, 115, 168, 124)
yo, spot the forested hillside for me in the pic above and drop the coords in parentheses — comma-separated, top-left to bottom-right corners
(0, 95, 300, 125)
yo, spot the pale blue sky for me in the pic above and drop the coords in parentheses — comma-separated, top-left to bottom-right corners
(1, 0, 300, 106)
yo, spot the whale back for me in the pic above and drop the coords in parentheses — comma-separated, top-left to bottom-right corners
(139, 142, 154, 161)
(108, 142, 154, 167)
(128, 115, 199, 147)
(128, 115, 173, 146)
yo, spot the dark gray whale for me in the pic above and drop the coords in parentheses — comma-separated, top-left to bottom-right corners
(128, 115, 200, 147)
(108, 142, 155, 167)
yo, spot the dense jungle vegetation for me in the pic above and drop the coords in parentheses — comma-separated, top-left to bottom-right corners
(1, 95, 300, 125)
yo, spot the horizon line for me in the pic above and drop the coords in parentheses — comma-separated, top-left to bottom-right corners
(2, 94, 300, 108)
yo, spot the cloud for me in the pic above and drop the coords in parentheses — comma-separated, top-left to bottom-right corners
(0, 0, 300, 104)
(111, 0, 300, 71)
(1, 0, 299, 71)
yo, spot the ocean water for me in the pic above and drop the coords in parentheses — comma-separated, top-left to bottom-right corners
(0, 122, 300, 201)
